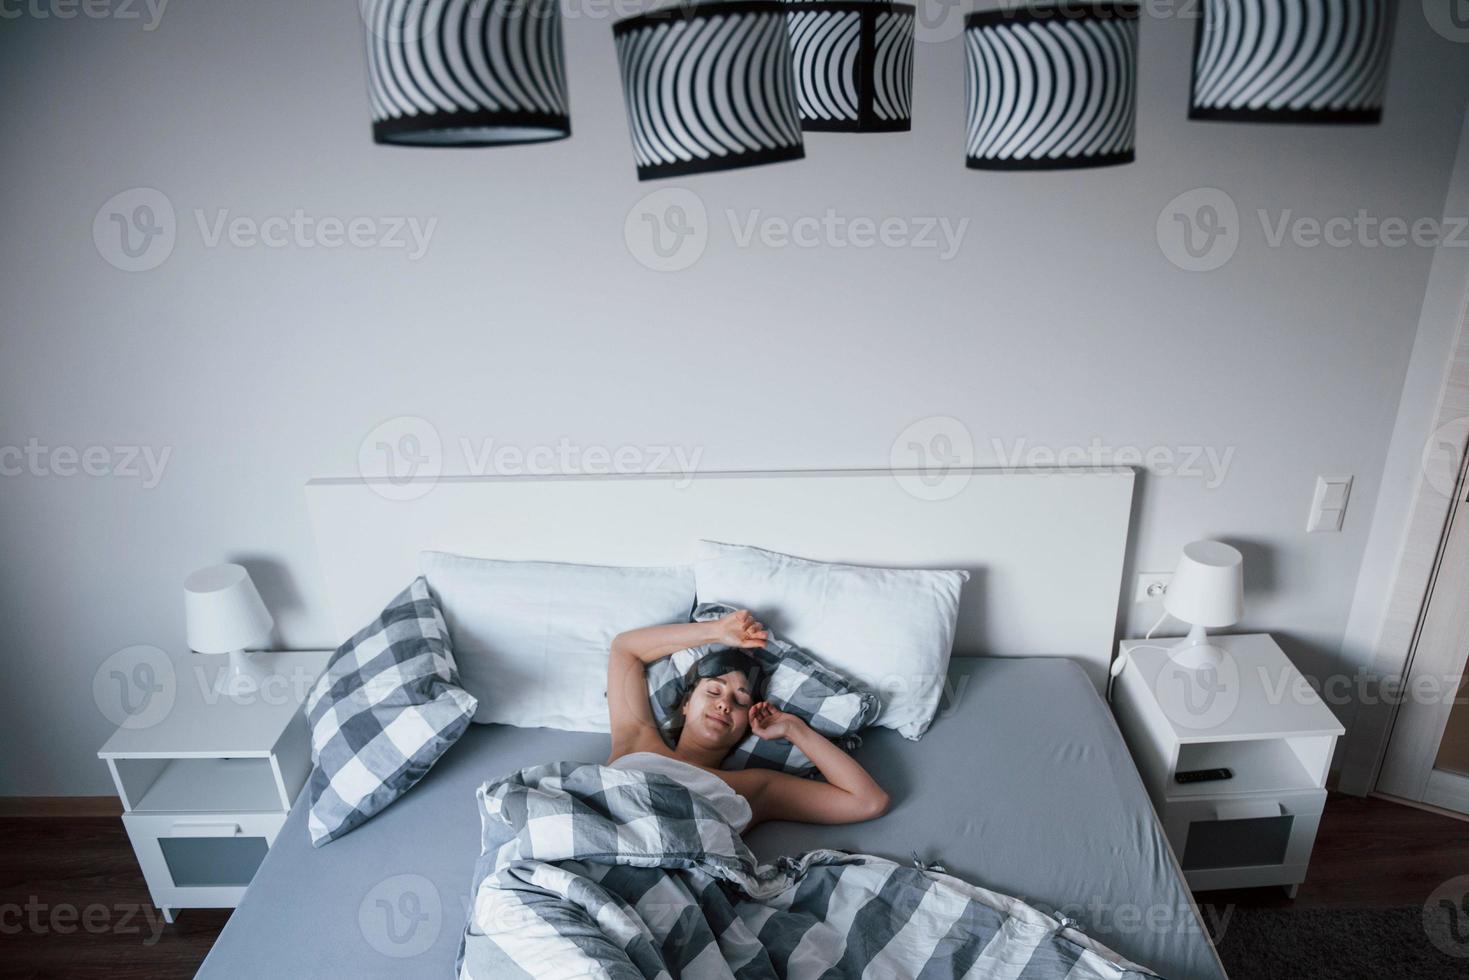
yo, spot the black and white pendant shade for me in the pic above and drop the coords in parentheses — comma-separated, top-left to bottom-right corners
(361, 0, 570, 147)
(613, 1, 805, 180)
(785, 1, 915, 132)
(1190, 0, 1393, 123)
(964, 3, 1139, 171)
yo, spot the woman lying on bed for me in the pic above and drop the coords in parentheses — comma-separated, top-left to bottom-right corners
(607, 609, 889, 831)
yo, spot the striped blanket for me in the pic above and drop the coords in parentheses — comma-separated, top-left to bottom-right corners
(458, 762, 1164, 979)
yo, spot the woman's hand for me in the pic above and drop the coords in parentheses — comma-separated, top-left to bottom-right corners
(750, 701, 805, 742)
(711, 610, 769, 650)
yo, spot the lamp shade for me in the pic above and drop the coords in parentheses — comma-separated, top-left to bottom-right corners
(1165, 541, 1244, 629)
(360, 0, 570, 146)
(1189, 0, 1393, 123)
(184, 564, 274, 655)
(785, 0, 915, 132)
(613, 1, 805, 180)
(964, 3, 1139, 171)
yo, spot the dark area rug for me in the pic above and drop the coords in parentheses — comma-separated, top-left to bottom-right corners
(1210, 905, 1467, 980)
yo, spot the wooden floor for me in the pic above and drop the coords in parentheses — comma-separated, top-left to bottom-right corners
(1, 793, 1464, 979)
(1194, 792, 1469, 914)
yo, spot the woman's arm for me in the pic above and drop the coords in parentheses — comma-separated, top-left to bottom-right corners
(606, 612, 769, 758)
(747, 705, 890, 825)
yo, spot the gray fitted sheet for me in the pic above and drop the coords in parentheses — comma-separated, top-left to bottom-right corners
(198, 657, 1225, 980)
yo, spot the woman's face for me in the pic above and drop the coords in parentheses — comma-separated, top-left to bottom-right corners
(679, 670, 753, 751)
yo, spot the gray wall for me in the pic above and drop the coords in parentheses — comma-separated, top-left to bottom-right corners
(2, 1, 1467, 794)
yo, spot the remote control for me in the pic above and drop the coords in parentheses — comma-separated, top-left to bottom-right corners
(1174, 767, 1233, 784)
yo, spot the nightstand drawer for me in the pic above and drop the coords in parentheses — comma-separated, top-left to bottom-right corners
(1160, 788, 1326, 887)
(122, 811, 288, 910)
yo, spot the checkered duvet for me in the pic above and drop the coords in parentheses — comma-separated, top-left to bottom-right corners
(457, 762, 1165, 979)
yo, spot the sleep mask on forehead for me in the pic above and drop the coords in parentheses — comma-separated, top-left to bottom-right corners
(690, 648, 763, 693)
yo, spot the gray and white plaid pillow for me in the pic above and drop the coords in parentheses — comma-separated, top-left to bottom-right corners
(305, 577, 476, 846)
(645, 602, 880, 775)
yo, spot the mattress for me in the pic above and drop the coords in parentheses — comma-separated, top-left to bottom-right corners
(197, 657, 1226, 980)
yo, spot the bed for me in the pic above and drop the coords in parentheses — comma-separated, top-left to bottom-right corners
(196, 467, 1227, 978)
(198, 655, 1225, 979)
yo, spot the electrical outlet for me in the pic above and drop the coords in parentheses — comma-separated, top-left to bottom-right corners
(1134, 572, 1173, 604)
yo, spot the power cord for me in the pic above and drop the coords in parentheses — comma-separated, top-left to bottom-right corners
(1105, 609, 1174, 703)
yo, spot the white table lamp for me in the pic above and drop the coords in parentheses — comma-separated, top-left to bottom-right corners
(1164, 540, 1244, 669)
(185, 564, 274, 696)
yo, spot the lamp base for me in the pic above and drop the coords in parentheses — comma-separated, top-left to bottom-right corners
(1169, 623, 1226, 670)
(213, 650, 270, 697)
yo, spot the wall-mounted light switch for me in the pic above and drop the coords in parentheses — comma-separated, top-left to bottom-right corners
(1308, 475, 1353, 532)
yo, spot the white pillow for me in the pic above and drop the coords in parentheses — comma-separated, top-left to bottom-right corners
(693, 540, 967, 740)
(420, 552, 694, 731)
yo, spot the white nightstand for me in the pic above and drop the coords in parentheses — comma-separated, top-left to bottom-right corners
(98, 650, 332, 922)
(1110, 633, 1344, 896)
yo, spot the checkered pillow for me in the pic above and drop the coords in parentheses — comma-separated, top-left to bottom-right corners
(645, 602, 880, 775)
(305, 578, 476, 846)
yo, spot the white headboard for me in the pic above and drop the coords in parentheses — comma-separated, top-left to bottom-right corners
(305, 467, 1135, 690)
